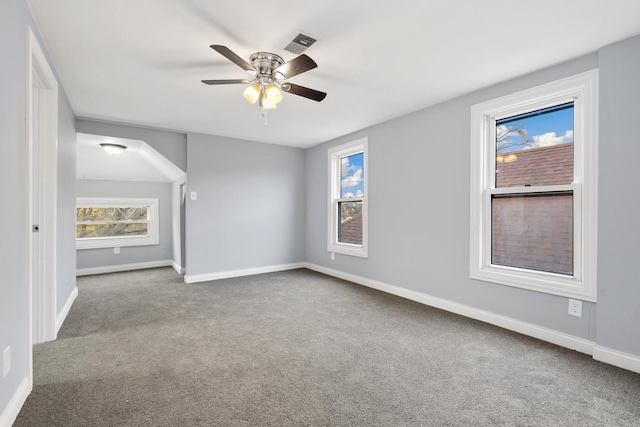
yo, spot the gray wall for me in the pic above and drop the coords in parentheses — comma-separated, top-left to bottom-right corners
(57, 89, 78, 313)
(597, 35, 640, 356)
(306, 53, 601, 343)
(307, 37, 640, 359)
(0, 0, 32, 412)
(76, 180, 174, 270)
(0, 0, 76, 417)
(185, 132, 305, 277)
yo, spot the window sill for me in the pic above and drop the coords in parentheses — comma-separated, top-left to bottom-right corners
(76, 236, 159, 250)
(328, 244, 368, 259)
(471, 265, 595, 302)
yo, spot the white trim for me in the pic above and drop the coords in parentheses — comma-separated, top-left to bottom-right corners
(184, 262, 305, 284)
(593, 346, 640, 375)
(172, 261, 185, 275)
(327, 138, 369, 258)
(303, 262, 595, 355)
(26, 26, 59, 398)
(0, 377, 30, 427)
(76, 260, 173, 276)
(55, 287, 78, 334)
(470, 70, 598, 301)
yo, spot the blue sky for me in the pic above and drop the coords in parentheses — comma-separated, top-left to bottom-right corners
(341, 152, 364, 198)
(497, 103, 574, 152)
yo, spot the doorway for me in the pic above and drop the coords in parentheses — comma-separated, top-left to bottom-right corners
(26, 27, 58, 379)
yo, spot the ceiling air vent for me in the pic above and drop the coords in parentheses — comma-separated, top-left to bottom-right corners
(284, 33, 316, 54)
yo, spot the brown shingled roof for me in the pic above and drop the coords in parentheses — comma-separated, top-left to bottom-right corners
(496, 142, 573, 187)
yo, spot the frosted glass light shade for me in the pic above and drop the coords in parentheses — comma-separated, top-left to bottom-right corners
(265, 84, 283, 104)
(243, 84, 260, 104)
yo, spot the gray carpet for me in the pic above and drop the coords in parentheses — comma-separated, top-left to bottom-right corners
(15, 267, 640, 426)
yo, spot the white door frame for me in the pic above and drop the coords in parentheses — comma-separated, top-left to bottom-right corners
(26, 26, 58, 386)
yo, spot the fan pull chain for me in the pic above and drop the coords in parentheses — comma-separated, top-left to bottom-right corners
(262, 107, 268, 127)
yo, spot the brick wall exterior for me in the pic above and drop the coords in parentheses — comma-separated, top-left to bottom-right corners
(340, 214, 362, 245)
(492, 193, 573, 274)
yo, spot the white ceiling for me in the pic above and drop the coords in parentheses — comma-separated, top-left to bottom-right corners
(28, 0, 640, 149)
(77, 133, 185, 182)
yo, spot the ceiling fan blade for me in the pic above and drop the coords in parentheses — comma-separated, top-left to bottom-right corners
(201, 79, 250, 85)
(275, 54, 317, 79)
(282, 83, 326, 102)
(210, 45, 255, 74)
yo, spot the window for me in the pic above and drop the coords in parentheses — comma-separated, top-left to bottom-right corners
(328, 138, 368, 257)
(76, 197, 159, 249)
(470, 70, 598, 301)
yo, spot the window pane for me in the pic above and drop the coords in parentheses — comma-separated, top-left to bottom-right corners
(340, 152, 364, 198)
(76, 223, 148, 239)
(76, 207, 148, 222)
(495, 103, 574, 188)
(492, 192, 572, 275)
(338, 201, 362, 245)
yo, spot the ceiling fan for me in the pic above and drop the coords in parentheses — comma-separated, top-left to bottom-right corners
(201, 45, 327, 110)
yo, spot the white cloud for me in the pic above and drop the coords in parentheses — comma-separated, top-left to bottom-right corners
(341, 157, 358, 177)
(342, 168, 363, 188)
(530, 130, 573, 148)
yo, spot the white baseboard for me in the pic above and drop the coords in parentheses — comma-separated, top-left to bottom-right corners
(184, 262, 305, 284)
(593, 346, 640, 374)
(303, 263, 597, 356)
(171, 261, 185, 275)
(76, 260, 173, 276)
(56, 286, 78, 334)
(0, 377, 30, 427)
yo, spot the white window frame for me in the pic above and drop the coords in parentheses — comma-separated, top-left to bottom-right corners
(470, 70, 598, 301)
(328, 137, 369, 258)
(76, 197, 160, 249)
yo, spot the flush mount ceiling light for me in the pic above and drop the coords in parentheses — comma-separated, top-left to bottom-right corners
(202, 45, 326, 126)
(100, 143, 127, 155)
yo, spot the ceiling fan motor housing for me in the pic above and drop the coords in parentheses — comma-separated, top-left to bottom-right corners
(249, 52, 284, 77)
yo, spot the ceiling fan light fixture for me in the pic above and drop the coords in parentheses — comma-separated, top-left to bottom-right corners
(100, 143, 127, 155)
(243, 84, 260, 104)
(203, 45, 326, 123)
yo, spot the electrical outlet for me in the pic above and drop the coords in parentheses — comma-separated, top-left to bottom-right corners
(568, 299, 582, 317)
(190, 191, 197, 201)
(3, 346, 10, 378)
(330, 252, 335, 261)
(114, 246, 120, 254)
